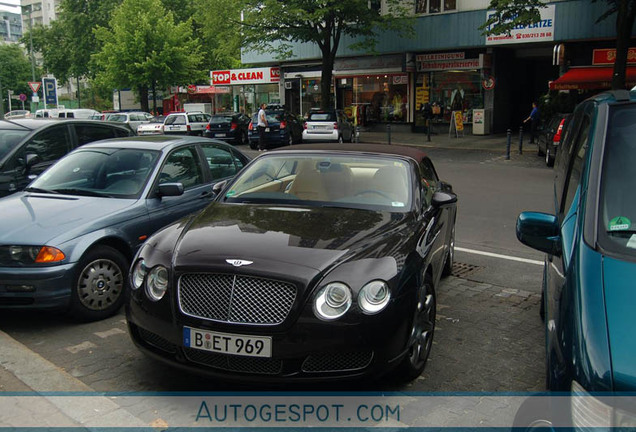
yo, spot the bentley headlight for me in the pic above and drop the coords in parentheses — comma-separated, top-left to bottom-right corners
(131, 260, 147, 290)
(146, 265, 169, 301)
(314, 282, 352, 320)
(358, 280, 391, 314)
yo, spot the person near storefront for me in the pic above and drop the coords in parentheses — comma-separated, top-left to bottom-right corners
(257, 103, 268, 151)
(523, 101, 539, 144)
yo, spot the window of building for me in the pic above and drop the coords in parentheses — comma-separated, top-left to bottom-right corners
(369, 0, 381, 12)
(416, 0, 456, 14)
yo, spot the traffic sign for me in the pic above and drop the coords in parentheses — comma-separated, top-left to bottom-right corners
(28, 81, 41, 93)
(19, 93, 27, 102)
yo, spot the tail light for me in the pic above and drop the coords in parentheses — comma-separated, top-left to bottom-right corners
(187, 125, 191, 131)
(248, 122, 253, 131)
(303, 122, 308, 130)
(333, 122, 338, 129)
(206, 124, 211, 130)
(230, 122, 238, 130)
(553, 118, 566, 143)
(280, 121, 287, 129)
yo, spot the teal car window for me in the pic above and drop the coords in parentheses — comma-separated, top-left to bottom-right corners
(599, 104, 636, 256)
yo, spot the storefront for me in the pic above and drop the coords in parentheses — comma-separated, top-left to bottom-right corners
(414, 51, 491, 130)
(211, 67, 281, 115)
(333, 54, 410, 127)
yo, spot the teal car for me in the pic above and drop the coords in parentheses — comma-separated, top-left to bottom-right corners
(517, 90, 636, 426)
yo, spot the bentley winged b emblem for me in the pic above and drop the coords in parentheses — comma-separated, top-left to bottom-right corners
(226, 259, 253, 267)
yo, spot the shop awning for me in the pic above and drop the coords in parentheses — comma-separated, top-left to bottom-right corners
(549, 66, 636, 90)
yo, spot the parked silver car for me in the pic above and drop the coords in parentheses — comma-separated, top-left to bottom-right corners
(302, 109, 354, 143)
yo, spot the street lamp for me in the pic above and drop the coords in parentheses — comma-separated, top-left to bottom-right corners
(295, 74, 303, 118)
(21, 4, 37, 110)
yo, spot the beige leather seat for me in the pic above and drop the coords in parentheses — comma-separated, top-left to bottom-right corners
(369, 165, 409, 203)
(288, 160, 329, 201)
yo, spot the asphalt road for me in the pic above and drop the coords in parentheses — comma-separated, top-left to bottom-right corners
(0, 145, 553, 395)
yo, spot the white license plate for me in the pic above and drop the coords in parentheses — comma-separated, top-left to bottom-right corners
(183, 326, 272, 358)
(265, 127, 270, 132)
(169, 126, 182, 131)
(215, 133, 226, 137)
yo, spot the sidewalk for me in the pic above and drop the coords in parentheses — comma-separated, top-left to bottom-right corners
(361, 128, 512, 151)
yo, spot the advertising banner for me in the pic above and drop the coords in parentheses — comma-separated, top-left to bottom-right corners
(485, 4, 555, 45)
(211, 67, 281, 85)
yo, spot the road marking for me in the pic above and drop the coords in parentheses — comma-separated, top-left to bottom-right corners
(456, 247, 544, 266)
(94, 328, 126, 339)
(65, 341, 96, 354)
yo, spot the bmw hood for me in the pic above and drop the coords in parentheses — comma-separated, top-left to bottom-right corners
(602, 256, 636, 390)
(0, 193, 135, 244)
(173, 203, 405, 275)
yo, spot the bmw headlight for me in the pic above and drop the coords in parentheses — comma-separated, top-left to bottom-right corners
(130, 260, 147, 290)
(314, 282, 352, 320)
(0, 245, 65, 265)
(358, 280, 391, 314)
(146, 265, 169, 301)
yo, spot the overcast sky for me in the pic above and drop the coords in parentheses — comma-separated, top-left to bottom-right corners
(0, 0, 20, 13)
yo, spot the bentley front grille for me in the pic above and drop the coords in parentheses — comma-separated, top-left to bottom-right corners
(178, 273, 297, 325)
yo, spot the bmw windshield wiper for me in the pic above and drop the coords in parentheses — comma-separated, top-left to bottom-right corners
(53, 188, 113, 198)
(24, 187, 60, 194)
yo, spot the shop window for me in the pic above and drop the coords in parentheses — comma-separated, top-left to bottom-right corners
(444, 0, 456, 11)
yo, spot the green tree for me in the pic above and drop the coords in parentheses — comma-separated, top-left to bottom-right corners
(0, 45, 35, 113)
(240, 0, 413, 110)
(192, 0, 244, 70)
(92, 0, 204, 112)
(480, 0, 636, 90)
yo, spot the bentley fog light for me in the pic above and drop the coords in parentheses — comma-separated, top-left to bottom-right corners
(358, 280, 391, 314)
(314, 282, 352, 320)
(131, 260, 147, 290)
(146, 265, 169, 301)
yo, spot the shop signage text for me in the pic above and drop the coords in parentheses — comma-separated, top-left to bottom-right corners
(211, 67, 280, 85)
(485, 4, 555, 46)
(417, 52, 483, 72)
(593, 48, 636, 65)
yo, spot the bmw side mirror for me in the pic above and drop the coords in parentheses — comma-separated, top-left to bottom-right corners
(212, 180, 228, 196)
(516, 212, 561, 256)
(157, 182, 184, 197)
(432, 191, 457, 208)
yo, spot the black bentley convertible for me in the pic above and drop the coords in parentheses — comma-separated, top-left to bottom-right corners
(126, 144, 457, 383)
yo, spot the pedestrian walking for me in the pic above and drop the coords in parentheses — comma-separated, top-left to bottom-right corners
(523, 101, 539, 144)
(257, 103, 268, 151)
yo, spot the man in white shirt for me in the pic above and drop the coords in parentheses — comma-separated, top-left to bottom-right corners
(257, 103, 268, 151)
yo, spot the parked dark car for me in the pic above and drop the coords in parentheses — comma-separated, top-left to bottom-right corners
(517, 90, 636, 423)
(127, 143, 457, 383)
(247, 109, 303, 149)
(536, 112, 571, 167)
(0, 119, 134, 197)
(0, 136, 249, 321)
(204, 112, 250, 145)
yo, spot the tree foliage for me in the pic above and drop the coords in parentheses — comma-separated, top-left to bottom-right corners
(28, 0, 123, 82)
(192, 0, 244, 70)
(240, 0, 414, 110)
(92, 0, 204, 112)
(0, 45, 35, 112)
(480, 0, 636, 90)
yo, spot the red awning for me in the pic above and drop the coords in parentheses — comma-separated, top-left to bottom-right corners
(549, 66, 636, 90)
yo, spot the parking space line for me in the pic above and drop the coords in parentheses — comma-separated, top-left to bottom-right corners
(65, 341, 97, 354)
(456, 247, 544, 266)
(94, 328, 126, 339)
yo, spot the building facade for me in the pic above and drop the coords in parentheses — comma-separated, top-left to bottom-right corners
(0, 10, 22, 43)
(20, 0, 59, 28)
(238, 0, 634, 133)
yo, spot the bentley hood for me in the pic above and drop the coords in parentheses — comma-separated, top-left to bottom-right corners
(172, 203, 406, 275)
